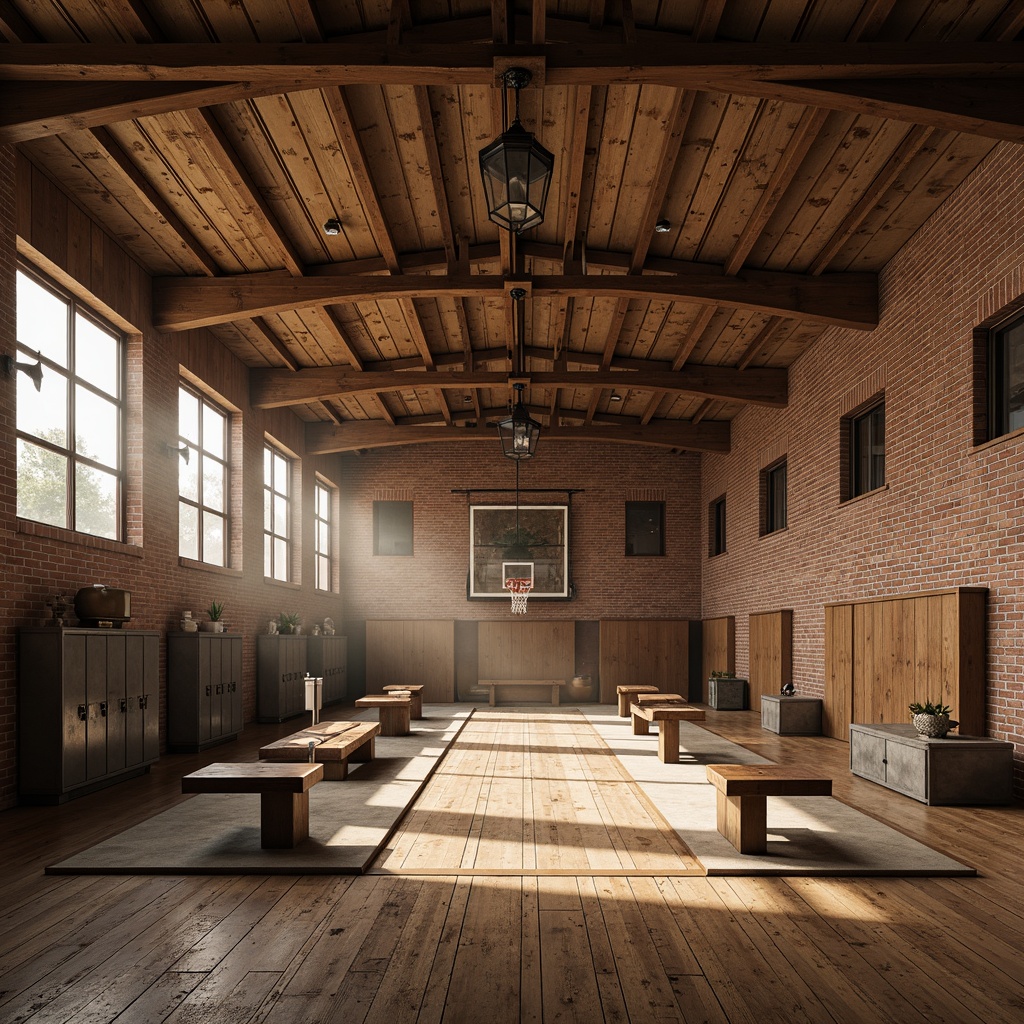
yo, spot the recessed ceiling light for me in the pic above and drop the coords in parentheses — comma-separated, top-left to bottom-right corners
(323, 218, 342, 236)
(654, 219, 671, 233)
(610, 392, 622, 402)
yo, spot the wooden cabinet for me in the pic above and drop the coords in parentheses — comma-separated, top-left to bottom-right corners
(167, 633, 243, 752)
(849, 723, 1013, 805)
(825, 588, 986, 740)
(306, 634, 347, 705)
(18, 628, 159, 803)
(256, 634, 308, 722)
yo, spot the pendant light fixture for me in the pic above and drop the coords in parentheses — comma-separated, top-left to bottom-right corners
(479, 67, 554, 234)
(497, 288, 541, 460)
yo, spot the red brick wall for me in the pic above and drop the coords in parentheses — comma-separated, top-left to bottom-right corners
(339, 442, 703, 621)
(700, 142, 1024, 784)
(0, 158, 347, 809)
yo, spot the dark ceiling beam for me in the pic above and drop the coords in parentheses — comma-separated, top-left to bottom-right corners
(4, 42, 1018, 84)
(250, 365, 787, 410)
(153, 267, 877, 331)
(305, 418, 731, 454)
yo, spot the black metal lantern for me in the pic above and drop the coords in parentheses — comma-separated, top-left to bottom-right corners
(498, 382, 541, 460)
(479, 68, 554, 234)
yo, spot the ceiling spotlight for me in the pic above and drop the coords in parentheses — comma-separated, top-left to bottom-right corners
(654, 219, 672, 233)
(323, 218, 342, 236)
(610, 392, 622, 402)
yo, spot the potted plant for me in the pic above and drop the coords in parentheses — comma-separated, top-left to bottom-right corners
(909, 700, 957, 738)
(277, 611, 301, 635)
(202, 601, 225, 632)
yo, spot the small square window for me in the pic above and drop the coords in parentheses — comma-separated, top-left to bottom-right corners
(374, 500, 413, 555)
(625, 501, 664, 556)
(709, 495, 726, 557)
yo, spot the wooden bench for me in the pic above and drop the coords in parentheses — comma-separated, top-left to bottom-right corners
(383, 683, 425, 719)
(630, 702, 706, 762)
(705, 764, 833, 854)
(258, 720, 380, 780)
(616, 685, 660, 716)
(479, 679, 564, 707)
(181, 762, 323, 849)
(355, 693, 413, 735)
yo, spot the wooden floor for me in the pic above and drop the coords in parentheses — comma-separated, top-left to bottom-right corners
(1, 704, 1023, 1023)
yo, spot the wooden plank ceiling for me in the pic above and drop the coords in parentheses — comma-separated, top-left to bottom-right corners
(3, 0, 1022, 453)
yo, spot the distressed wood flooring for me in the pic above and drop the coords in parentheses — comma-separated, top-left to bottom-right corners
(1, 704, 1023, 1023)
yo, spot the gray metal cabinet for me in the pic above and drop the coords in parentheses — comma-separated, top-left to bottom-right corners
(306, 635, 347, 705)
(18, 628, 160, 803)
(849, 722, 1013, 805)
(167, 633, 243, 752)
(256, 634, 308, 722)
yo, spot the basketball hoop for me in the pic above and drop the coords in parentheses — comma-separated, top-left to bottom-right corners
(504, 577, 533, 615)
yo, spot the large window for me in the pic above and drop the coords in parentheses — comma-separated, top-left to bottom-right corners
(178, 384, 229, 565)
(849, 399, 885, 497)
(315, 478, 336, 591)
(709, 495, 726, 557)
(264, 443, 294, 581)
(15, 267, 124, 540)
(989, 310, 1024, 439)
(762, 459, 788, 535)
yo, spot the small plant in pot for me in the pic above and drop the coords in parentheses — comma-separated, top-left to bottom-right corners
(909, 700, 957, 738)
(277, 612, 301, 635)
(202, 601, 225, 632)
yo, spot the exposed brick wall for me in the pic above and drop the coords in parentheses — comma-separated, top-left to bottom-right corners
(700, 142, 1024, 789)
(339, 443, 703, 622)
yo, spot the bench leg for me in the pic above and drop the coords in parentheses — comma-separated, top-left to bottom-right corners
(551, 685, 560, 707)
(379, 705, 411, 736)
(322, 762, 348, 781)
(618, 693, 629, 716)
(657, 719, 680, 763)
(410, 695, 423, 719)
(631, 711, 650, 736)
(716, 792, 767, 854)
(349, 735, 375, 762)
(489, 686, 497, 707)
(260, 791, 309, 849)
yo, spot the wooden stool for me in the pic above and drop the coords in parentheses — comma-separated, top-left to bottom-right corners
(616, 685, 660, 716)
(355, 694, 412, 736)
(181, 762, 323, 849)
(630, 703, 706, 759)
(705, 764, 832, 854)
(383, 684, 425, 719)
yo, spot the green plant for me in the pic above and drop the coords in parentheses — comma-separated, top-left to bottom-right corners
(207, 601, 223, 621)
(709, 669, 733, 679)
(278, 611, 301, 633)
(908, 700, 951, 717)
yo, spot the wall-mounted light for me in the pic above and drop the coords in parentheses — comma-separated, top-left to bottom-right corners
(323, 218, 342, 236)
(165, 442, 190, 465)
(3, 352, 44, 391)
(479, 67, 554, 234)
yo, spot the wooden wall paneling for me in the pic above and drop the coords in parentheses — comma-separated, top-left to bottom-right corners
(597, 620, 690, 704)
(574, 621, 601, 701)
(701, 617, 735, 702)
(365, 620, 455, 702)
(828, 588, 987, 740)
(454, 620, 480, 702)
(823, 603, 852, 740)
(748, 610, 792, 711)
(477, 621, 575, 702)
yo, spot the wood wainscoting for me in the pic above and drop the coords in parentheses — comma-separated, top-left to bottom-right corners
(749, 610, 793, 709)
(701, 616, 736, 702)
(598, 619, 694, 704)
(365, 620, 455, 702)
(824, 587, 987, 740)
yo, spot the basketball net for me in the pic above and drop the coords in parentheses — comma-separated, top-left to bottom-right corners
(505, 577, 533, 615)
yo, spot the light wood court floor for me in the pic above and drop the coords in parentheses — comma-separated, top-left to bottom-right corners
(376, 708, 702, 875)
(1, 705, 1023, 1023)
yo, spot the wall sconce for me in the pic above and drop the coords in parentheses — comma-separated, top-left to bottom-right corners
(165, 442, 190, 464)
(3, 352, 44, 391)
(479, 67, 554, 233)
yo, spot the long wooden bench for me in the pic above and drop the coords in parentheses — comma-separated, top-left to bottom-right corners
(630, 702, 706, 762)
(479, 678, 564, 707)
(181, 762, 323, 849)
(259, 720, 380, 780)
(705, 764, 833, 854)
